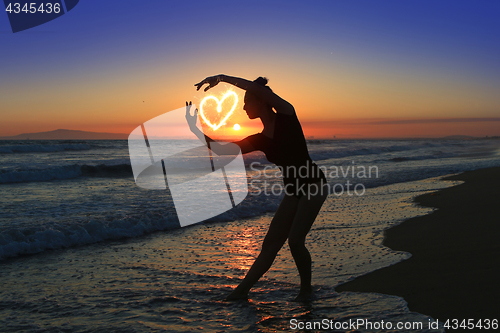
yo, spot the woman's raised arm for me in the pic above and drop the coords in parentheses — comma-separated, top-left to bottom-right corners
(195, 75, 295, 115)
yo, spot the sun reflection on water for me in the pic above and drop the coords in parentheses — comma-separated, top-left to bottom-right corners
(224, 226, 262, 272)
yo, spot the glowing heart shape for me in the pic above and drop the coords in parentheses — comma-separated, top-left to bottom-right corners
(199, 91, 238, 131)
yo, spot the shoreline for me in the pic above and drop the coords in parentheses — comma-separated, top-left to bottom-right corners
(336, 166, 500, 321)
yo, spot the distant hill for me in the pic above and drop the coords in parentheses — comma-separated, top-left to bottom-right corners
(0, 129, 128, 140)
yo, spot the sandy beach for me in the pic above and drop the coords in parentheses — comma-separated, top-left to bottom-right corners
(337, 166, 500, 323)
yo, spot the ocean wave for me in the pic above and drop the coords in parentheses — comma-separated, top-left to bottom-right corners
(0, 144, 449, 185)
(388, 154, 444, 163)
(0, 212, 179, 260)
(81, 164, 133, 177)
(306, 140, 473, 162)
(309, 144, 416, 161)
(244, 143, 439, 166)
(0, 165, 83, 183)
(0, 191, 280, 261)
(389, 157, 419, 162)
(0, 143, 91, 154)
(0, 163, 133, 184)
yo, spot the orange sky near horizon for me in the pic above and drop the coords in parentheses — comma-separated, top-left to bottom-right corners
(2, 53, 499, 139)
(2, 68, 499, 139)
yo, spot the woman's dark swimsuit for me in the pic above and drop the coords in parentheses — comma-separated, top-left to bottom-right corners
(237, 112, 327, 199)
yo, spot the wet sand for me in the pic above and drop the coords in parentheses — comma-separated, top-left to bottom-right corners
(336, 166, 500, 321)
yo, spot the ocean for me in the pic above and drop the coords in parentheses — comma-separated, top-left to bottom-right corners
(1, 138, 499, 332)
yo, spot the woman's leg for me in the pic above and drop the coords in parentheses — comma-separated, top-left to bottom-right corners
(287, 183, 329, 301)
(225, 194, 299, 300)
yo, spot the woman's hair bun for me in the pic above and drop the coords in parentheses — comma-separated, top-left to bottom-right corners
(253, 77, 272, 91)
(254, 77, 269, 86)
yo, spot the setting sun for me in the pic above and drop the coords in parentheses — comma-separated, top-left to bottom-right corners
(233, 124, 241, 131)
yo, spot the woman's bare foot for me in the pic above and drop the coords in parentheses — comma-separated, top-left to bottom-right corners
(293, 288, 314, 302)
(224, 289, 249, 301)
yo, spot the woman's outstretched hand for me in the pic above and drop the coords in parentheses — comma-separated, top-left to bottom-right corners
(194, 75, 222, 92)
(185, 101, 198, 130)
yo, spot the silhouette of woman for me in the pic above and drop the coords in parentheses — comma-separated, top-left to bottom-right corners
(186, 75, 328, 301)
